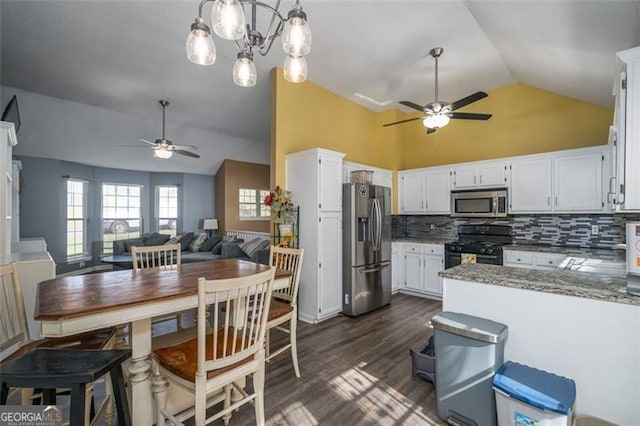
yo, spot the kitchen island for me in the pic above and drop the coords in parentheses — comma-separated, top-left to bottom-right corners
(440, 264, 639, 425)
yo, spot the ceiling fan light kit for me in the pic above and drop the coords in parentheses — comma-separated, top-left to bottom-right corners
(119, 100, 201, 160)
(383, 47, 492, 133)
(186, 0, 312, 87)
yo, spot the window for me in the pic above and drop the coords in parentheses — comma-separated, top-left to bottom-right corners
(239, 188, 270, 220)
(66, 180, 87, 258)
(102, 183, 142, 254)
(156, 185, 178, 235)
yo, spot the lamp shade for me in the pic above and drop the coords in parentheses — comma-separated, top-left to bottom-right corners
(202, 218, 219, 231)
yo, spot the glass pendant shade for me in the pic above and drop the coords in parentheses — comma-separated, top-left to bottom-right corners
(211, 0, 246, 40)
(186, 28, 216, 65)
(283, 55, 307, 83)
(233, 53, 257, 87)
(282, 10, 311, 56)
(154, 149, 173, 159)
(423, 114, 450, 129)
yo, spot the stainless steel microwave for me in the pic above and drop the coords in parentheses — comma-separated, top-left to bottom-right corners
(451, 188, 508, 217)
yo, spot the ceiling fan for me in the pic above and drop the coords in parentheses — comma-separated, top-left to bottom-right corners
(120, 100, 200, 159)
(383, 47, 492, 134)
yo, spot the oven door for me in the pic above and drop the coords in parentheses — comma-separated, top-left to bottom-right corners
(445, 252, 503, 269)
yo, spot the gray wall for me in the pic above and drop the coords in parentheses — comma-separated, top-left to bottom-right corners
(18, 156, 215, 273)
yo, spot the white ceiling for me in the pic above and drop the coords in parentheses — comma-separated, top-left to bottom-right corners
(1, 0, 639, 174)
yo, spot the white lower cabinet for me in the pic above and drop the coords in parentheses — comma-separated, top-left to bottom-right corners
(401, 243, 444, 299)
(391, 243, 404, 293)
(318, 212, 342, 319)
(503, 250, 567, 271)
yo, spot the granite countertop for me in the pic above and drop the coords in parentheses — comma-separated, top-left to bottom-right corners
(503, 243, 625, 262)
(393, 238, 452, 245)
(440, 263, 638, 306)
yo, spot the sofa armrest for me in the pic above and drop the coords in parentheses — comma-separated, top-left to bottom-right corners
(221, 243, 245, 259)
(253, 248, 270, 265)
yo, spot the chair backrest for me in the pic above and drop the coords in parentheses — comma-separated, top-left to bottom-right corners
(131, 243, 181, 270)
(269, 246, 304, 306)
(197, 268, 275, 373)
(0, 263, 30, 353)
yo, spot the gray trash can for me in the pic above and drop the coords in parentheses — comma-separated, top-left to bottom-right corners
(432, 312, 508, 426)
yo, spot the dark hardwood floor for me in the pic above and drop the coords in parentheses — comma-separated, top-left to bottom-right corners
(8, 293, 444, 425)
(216, 293, 445, 425)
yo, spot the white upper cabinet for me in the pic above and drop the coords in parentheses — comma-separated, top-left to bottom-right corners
(509, 157, 553, 213)
(398, 170, 426, 213)
(425, 168, 451, 214)
(612, 46, 640, 211)
(342, 161, 393, 188)
(451, 161, 507, 189)
(319, 152, 343, 212)
(554, 151, 604, 212)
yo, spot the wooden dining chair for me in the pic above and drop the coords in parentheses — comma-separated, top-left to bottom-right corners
(0, 262, 121, 425)
(152, 267, 275, 426)
(265, 246, 304, 378)
(131, 244, 189, 336)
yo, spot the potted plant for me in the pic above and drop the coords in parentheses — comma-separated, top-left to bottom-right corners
(263, 186, 296, 236)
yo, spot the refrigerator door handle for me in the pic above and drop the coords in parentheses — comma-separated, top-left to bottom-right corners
(376, 198, 382, 250)
(359, 263, 390, 274)
(372, 198, 381, 251)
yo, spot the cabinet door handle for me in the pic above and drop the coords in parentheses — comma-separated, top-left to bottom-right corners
(474, 175, 477, 184)
(479, 175, 482, 184)
(547, 196, 550, 206)
(555, 196, 558, 206)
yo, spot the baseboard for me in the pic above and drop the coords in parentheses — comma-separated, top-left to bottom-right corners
(398, 289, 442, 301)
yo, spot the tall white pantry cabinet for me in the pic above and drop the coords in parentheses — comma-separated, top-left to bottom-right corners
(286, 148, 345, 324)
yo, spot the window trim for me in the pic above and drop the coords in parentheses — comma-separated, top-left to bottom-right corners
(100, 182, 144, 255)
(66, 179, 89, 260)
(155, 185, 179, 234)
(238, 188, 271, 221)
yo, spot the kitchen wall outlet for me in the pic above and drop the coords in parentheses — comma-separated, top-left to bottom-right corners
(591, 225, 599, 235)
(429, 224, 435, 230)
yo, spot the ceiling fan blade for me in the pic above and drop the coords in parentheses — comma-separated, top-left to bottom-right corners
(448, 91, 488, 112)
(117, 145, 154, 148)
(382, 117, 423, 127)
(170, 143, 199, 150)
(399, 101, 426, 112)
(449, 112, 492, 120)
(173, 149, 200, 159)
(137, 138, 158, 146)
(427, 128, 437, 134)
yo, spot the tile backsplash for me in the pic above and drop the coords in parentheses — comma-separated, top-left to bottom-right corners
(392, 213, 640, 248)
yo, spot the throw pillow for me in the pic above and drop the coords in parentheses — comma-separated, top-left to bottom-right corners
(200, 235, 222, 252)
(179, 232, 195, 251)
(145, 232, 171, 246)
(165, 234, 182, 245)
(124, 238, 146, 252)
(239, 238, 270, 259)
(188, 232, 208, 253)
(211, 235, 234, 255)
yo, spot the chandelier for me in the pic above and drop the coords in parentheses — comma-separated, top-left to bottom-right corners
(186, 0, 312, 87)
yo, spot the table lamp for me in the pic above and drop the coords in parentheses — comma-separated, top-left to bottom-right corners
(202, 218, 219, 238)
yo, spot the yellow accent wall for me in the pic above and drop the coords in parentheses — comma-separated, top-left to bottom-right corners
(271, 68, 613, 211)
(398, 84, 613, 169)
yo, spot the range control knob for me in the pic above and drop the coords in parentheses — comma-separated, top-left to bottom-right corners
(486, 248, 494, 255)
(480, 248, 486, 254)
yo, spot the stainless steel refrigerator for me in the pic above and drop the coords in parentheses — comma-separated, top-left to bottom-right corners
(342, 183, 392, 316)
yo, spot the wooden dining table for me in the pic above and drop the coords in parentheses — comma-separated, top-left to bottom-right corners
(34, 259, 291, 426)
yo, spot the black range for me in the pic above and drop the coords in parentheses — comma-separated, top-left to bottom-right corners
(444, 224, 513, 269)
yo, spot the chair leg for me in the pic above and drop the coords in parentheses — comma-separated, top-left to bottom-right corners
(103, 372, 115, 426)
(1, 382, 9, 404)
(254, 353, 266, 426)
(222, 384, 232, 425)
(110, 365, 131, 426)
(69, 383, 87, 426)
(290, 317, 300, 378)
(84, 385, 94, 426)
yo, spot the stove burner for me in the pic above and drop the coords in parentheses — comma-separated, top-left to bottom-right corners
(444, 224, 514, 269)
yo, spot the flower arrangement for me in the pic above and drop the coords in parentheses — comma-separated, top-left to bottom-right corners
(263, 185, 296, 224)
